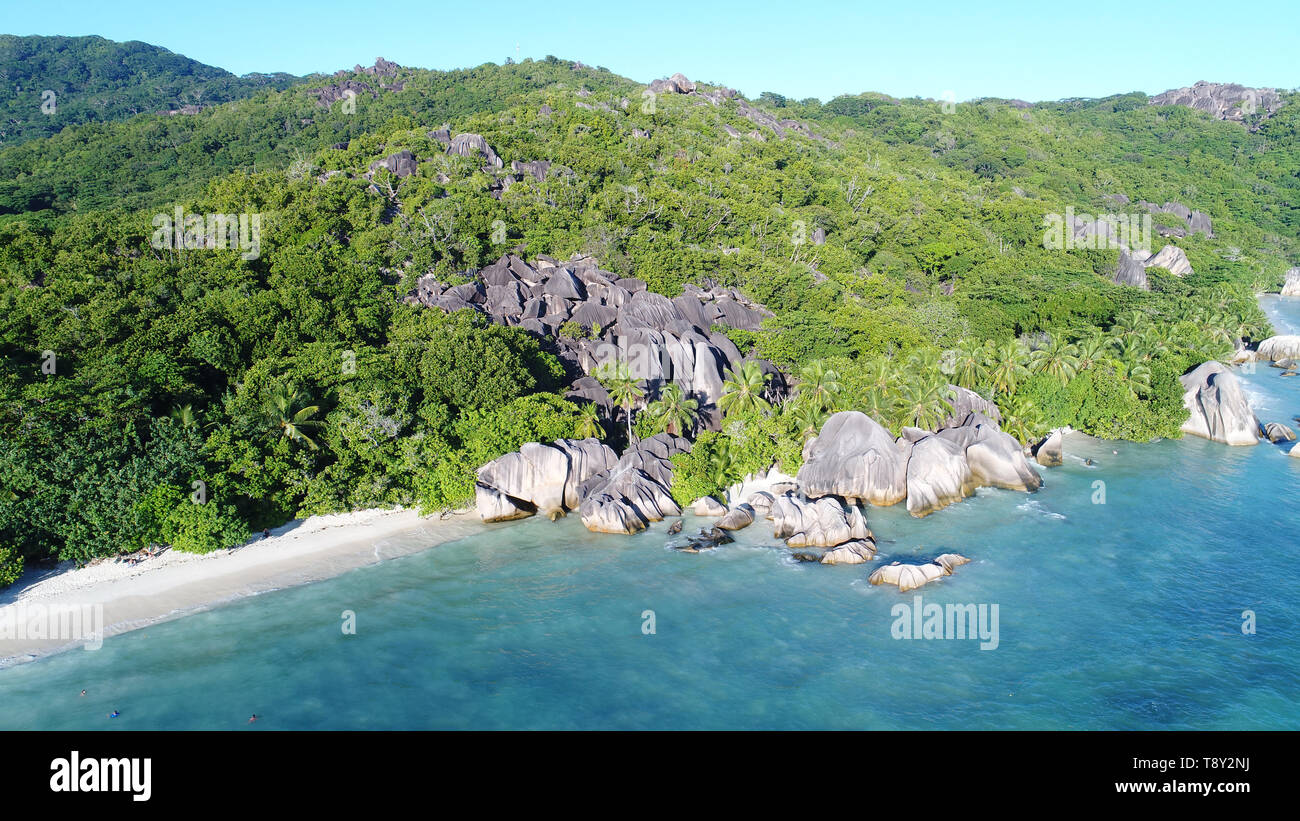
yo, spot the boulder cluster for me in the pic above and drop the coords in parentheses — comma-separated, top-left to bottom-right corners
(797, 410, 1042, 518)
(1137, 201, 1213, 238)
(409, 253, 779, 425)
(475, 433, 690, 534)
(1149, 81, 1283, 127)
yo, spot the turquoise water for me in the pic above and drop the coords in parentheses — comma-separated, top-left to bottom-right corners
(2, 303, 1298, 730)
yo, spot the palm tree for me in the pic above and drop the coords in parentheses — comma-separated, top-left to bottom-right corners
(575, 402, 605, 440)
(1074, 334, 1111, 372)
(644, 382, 699, 436)
(796, 360, 841, 411)
(946, 340, 988, 389)
(708, 438, 739, 492)
(597, 362, 644, 444)
(1001, 394, 1044, 445)
(898, 375, 954, 432)
(265, 383, 323, 450)
(1029, 335, 1080, 385)
(1114, 359, 1152, 398)
(788, 399, 828, 442)
(988, 340, 1031, 396)
(719, 361, 771, 418)
(170, 404, 198, 428)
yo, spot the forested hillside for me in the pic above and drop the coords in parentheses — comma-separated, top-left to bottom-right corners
(0, 35, 299, 148)
(0, 41, 1295, 584)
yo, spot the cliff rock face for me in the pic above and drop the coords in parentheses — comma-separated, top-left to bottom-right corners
(1179, 361, 1259, 446)
(1150, 81, 1283, 126)
(476, 438, 619, 522)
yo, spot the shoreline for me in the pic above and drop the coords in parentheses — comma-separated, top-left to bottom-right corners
(0, 507, 484, 668)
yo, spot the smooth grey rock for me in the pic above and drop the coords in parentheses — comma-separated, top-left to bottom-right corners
(1180, 361, 1259, 446)
(797, 412, 909, 506)
(716, 503, 756, 531)
(693, 496, 728, 516)
(905, 435, 975, 517)
(820, 539, 878, 565)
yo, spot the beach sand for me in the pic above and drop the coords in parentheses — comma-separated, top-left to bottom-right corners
(0, 507, 483, 667)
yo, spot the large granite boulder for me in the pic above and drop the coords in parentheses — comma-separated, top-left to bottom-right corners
(820, 539, 878, 565)
(1149, 81, 1283, 125)
(966, 423, 1044, 491)
(1032, 429, 1065, 467)
(797, 412, 910, 506)
(942, 386, 1002, 429)
(1143, 245, 1194, 277)
(1281, 268, 1300, 297)
(869, 554, 970, 592)
(905, 435, 976, 517)
(1114, 248, 1150, 289)
(475, 438, 618, 522)
(1179, 361, 1259, 446)
(1256, 335, 1300, 362)
(446, 133, 503, 168)
(715, 503, 756, 531)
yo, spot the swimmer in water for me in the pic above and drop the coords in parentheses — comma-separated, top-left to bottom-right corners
(80, 689, 87, 697)
(248, 714, 258, 723)
(108, 710, 120, 719)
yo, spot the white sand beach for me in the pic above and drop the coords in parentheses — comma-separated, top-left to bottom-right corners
(0, 507, 483, 667)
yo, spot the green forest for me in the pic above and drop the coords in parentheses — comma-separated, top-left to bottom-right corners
(1, 40, 1296, 585)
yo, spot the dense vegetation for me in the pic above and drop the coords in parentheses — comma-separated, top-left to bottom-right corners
(0, 35, 299, 149)
(0, 39, 1294, 584)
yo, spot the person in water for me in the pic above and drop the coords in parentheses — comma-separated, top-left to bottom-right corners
(80, 689, 86, 697)
(248, 714, 258, 723)
(108, 710, 120, 718)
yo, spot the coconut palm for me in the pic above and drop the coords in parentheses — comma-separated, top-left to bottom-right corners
(1074, 334, 1112, 372)
(862, 357, 898, 394)
(708, 437, 739, 490)
(1029, 335, 1081, 385)
(265, 383, 323, 450)
(1114, 359, 1153, 398)
(597, 361, 644, 444)
(988, 339, 1031, 396)
(946, 340, 988, 389)
(788, 399, 828, 442)
(796, 360, 842, 411)
(898, 374, 954, 432)
(1000, 393, 1044, 445)
(170, 404, 199, 428)
(575, 402, 605, 440)
(644, 382, 699, 436)
(719, 361, 771, 417)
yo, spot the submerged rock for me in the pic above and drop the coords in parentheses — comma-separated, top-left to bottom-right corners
(869, 554, 971, 592)
(820, 539, 878, 565)
(1179, 361, 1259, 446)
(715, 503, 756, 531)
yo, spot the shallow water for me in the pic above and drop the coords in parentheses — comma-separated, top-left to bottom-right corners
(2, 302, 1298, 730)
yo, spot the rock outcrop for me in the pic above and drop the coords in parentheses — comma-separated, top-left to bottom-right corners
(715, 503, 756, 531)
(1142, 245, 1194, 277)
(1150, 82, 1283, 127)
(1256, 336, 1300, 362)
(1179, 361, 1259, 446)
(1262, 422, 1296, 443)
(476, 438, 619, 522)
(1032, 429, 1065, 467)
(410, 254, 775, 427)
(797, 412, 910, 506)
(770, 495, 872, 548)
(905, 435, 976, 517)
(1281, 268, 1300, 297)
(578, 433, 691, 533)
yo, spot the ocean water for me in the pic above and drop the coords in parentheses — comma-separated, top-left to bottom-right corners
(2, 303, 1298, 730)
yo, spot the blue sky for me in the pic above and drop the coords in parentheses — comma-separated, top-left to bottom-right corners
(3, 0, 1297, 102)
